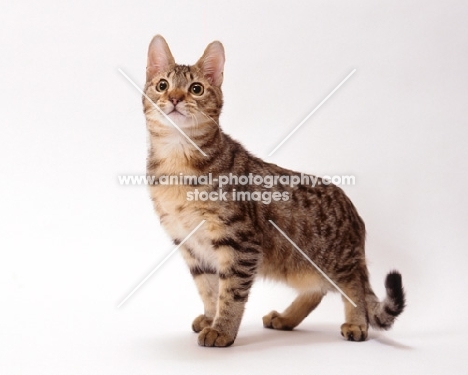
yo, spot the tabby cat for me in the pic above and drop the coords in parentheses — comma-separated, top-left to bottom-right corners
(142, 35, 405, 347)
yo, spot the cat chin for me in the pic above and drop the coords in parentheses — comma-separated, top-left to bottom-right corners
(161, 113, 196, 129)
(167, 111, 187, 122)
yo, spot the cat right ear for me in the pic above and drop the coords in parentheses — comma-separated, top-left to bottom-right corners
(146, 35, 175, 81)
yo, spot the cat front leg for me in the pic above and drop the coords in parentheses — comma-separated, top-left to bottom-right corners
(198, 240, 259, 347)
(179, 246, 219, 333)
(190, 273, 218, 332)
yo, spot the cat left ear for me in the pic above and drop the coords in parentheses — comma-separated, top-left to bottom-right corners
(196, 41, 225, 87)
(146, 35, 175, 81)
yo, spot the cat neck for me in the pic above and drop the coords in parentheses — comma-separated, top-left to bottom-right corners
(147, 119, 224, 174)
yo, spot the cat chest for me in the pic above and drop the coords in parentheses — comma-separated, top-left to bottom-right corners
(150, 184, 202, 225)
(149, 184, 222, 268)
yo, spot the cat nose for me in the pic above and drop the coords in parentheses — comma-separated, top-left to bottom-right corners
(169, 91, 184, 106)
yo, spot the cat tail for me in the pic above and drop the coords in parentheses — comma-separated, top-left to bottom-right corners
(365, 270, 406, 330)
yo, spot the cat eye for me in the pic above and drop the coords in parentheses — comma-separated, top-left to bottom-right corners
(156, 79, 169, 92)
(189, 83, 204, 96)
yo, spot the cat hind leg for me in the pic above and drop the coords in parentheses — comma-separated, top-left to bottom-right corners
(340, 277, 369, 341)
(263, 291, 323, 330)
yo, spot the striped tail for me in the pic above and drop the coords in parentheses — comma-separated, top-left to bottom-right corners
(366, 270, 406, 330)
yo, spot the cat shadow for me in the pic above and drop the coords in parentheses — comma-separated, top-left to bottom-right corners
(369, 331, 414, 350)
(137, 323, 412, 362)
(234, 325, 337, 349)
(237, 324, 413, 351)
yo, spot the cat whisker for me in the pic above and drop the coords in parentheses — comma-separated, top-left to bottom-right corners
(189, 112, 200, 131)
(199, 110, 220, 128)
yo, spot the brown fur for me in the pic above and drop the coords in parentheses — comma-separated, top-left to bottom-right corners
(142, 35, 406, 347)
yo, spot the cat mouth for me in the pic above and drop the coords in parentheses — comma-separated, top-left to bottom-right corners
(167, 109, 186, 118)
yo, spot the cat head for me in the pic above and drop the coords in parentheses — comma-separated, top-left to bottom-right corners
(143, 35, 225, 130)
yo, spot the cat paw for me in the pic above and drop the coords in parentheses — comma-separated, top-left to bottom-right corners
(198, 327, 235, 347)
(192, 314, 213, 333)
(262, 310, 294, 331)
(340, 323, 368, 342)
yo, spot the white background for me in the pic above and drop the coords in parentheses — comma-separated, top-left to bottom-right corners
(1, 1, 467, 374)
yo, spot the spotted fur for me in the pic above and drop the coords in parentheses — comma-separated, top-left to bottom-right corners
(142, 35, 406, 347)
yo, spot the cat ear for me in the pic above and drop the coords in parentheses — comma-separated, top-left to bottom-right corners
(196, 41, 225, 87)
(146, 35, 175, 80)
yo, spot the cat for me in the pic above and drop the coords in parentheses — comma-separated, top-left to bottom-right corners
(142, 35, 405, 347)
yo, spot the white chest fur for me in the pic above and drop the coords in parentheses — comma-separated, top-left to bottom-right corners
(150, 184, 220, 270)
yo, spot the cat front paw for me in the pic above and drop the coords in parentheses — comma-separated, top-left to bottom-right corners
(340, 323, 368, 341)
(198, 327, 235, 347)
(192, 314, 213, 333)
